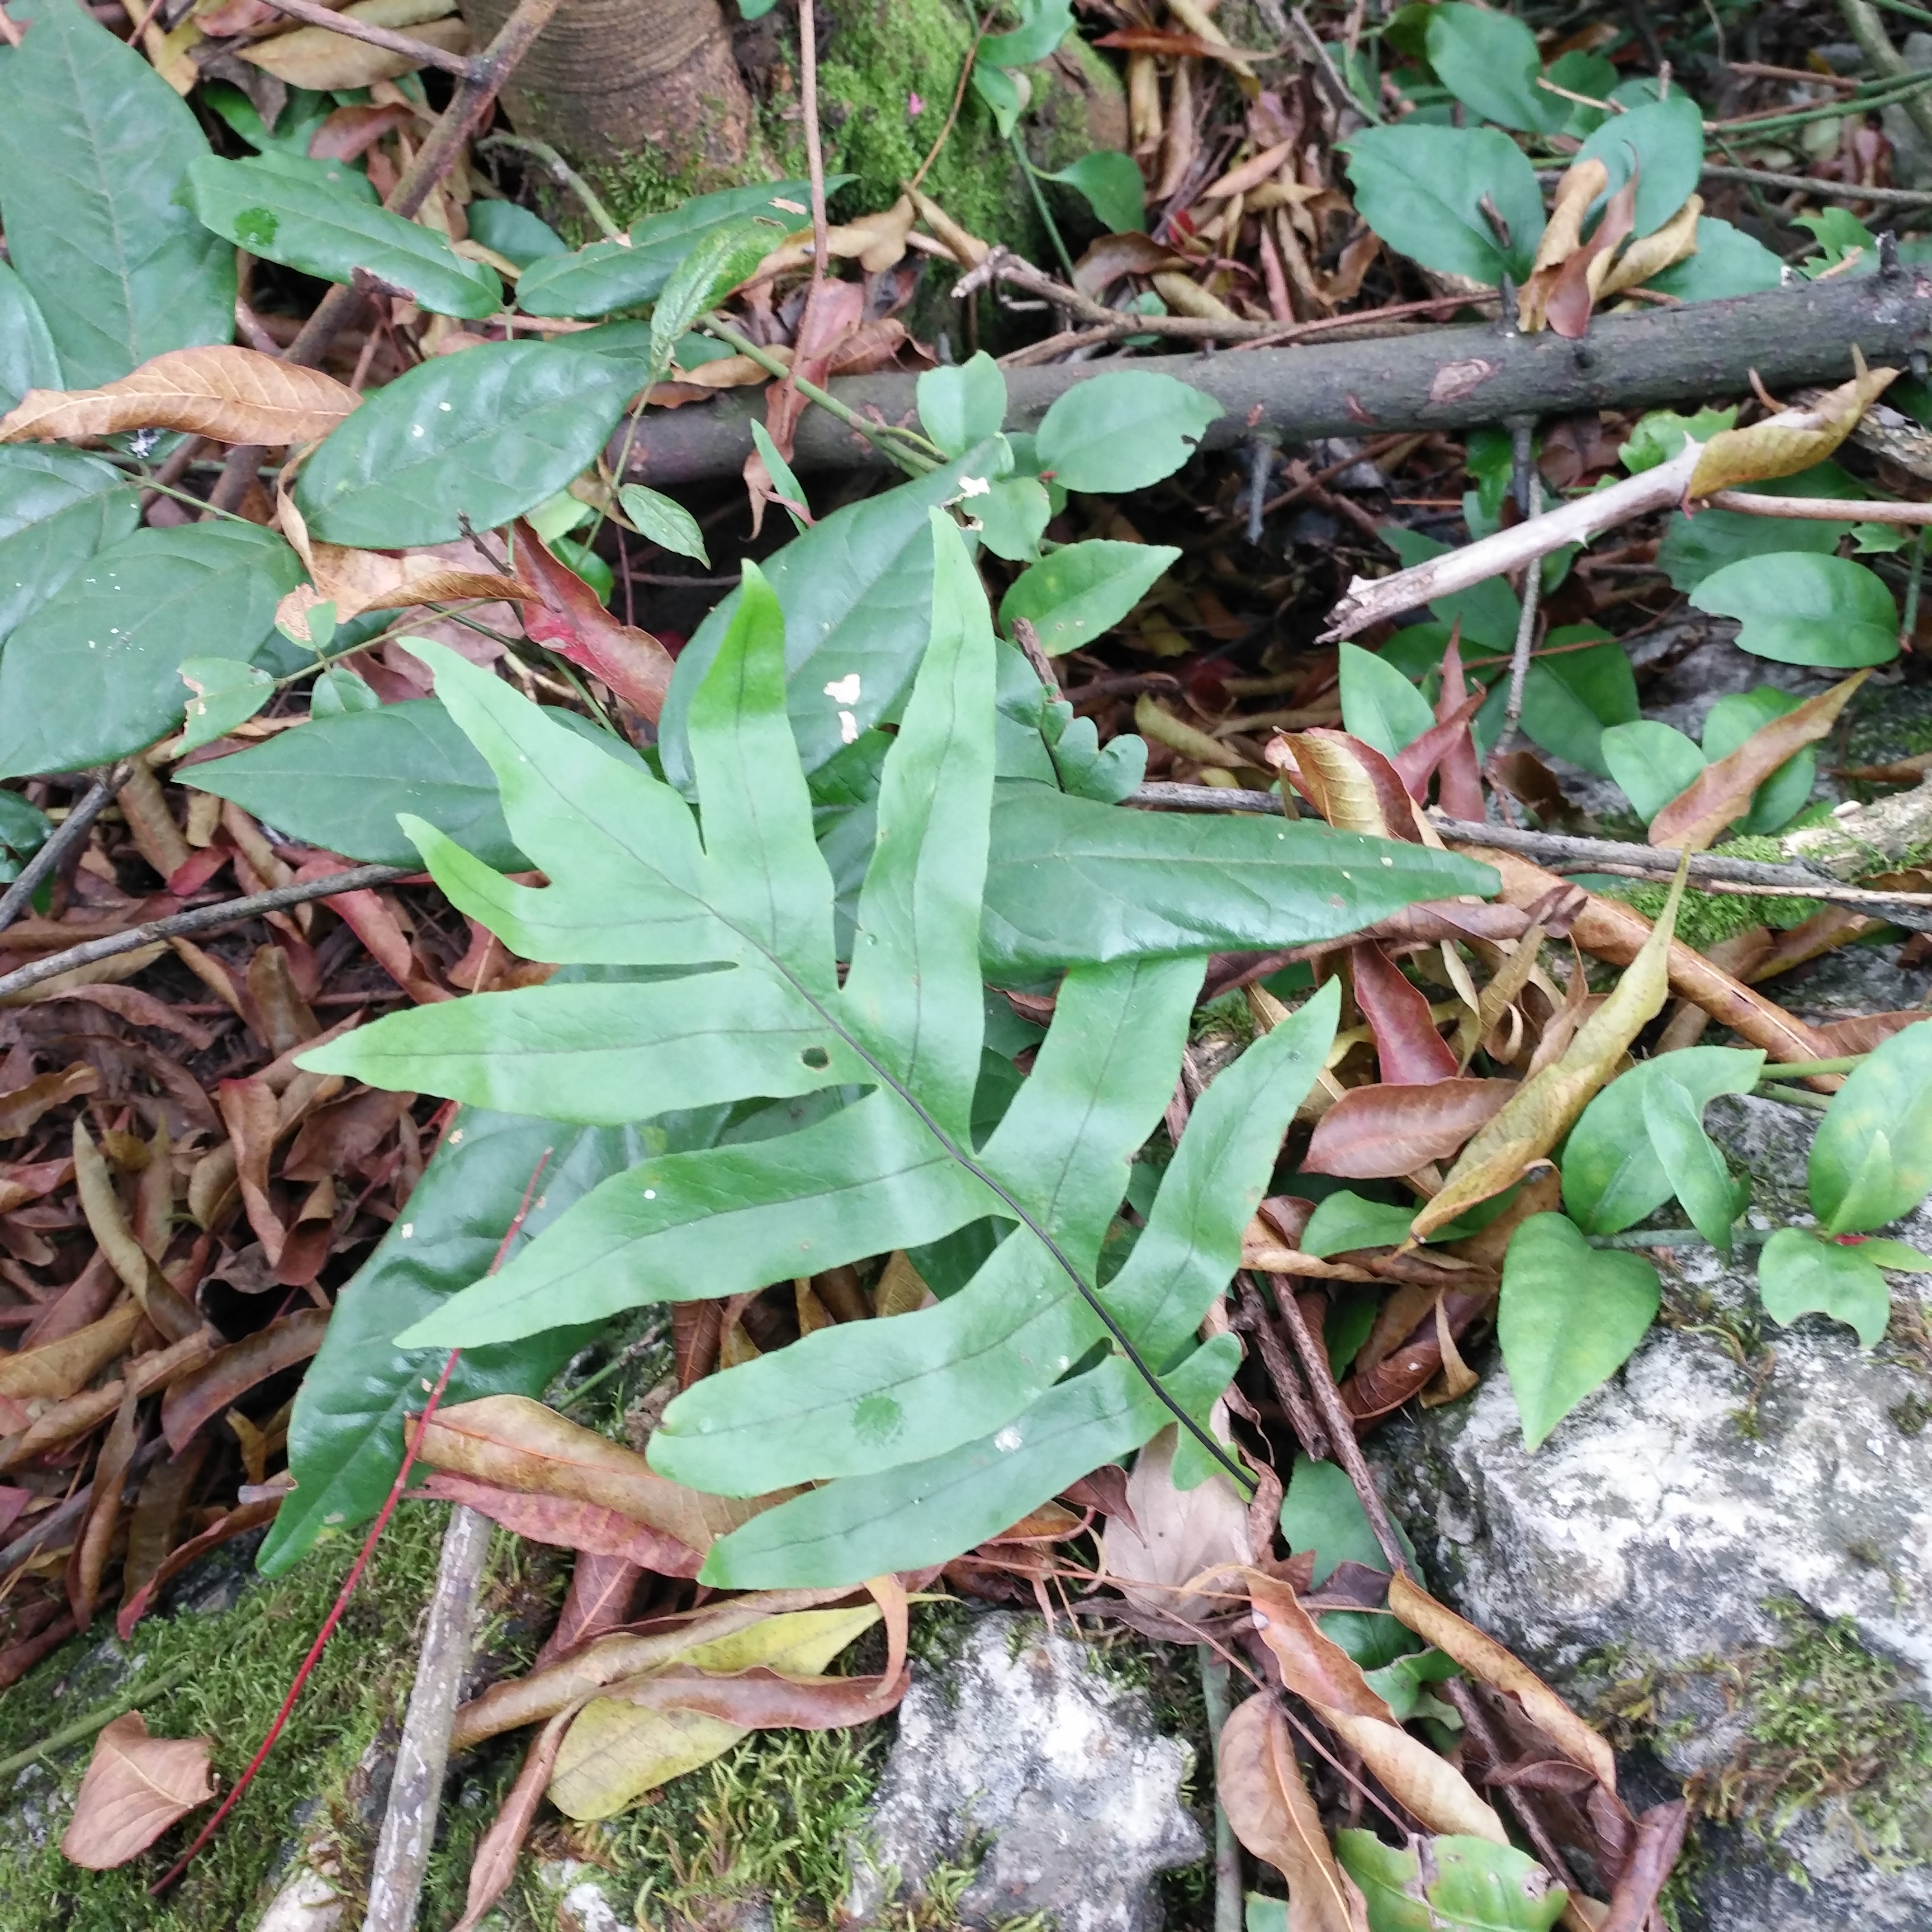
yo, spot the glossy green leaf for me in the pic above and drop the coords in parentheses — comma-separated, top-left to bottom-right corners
(178, 655, 273, 753)
(1339, 641, 1436, 759)
(185, 154, 500, 319)
(1701, 687, 1815, 833)
(1691, 553, 1899, 667)
(1809, 1019, 1932, 1230)
(1343, 124, 1545, 284)
(1039, 150, 1145, 233)
(1518, 638, 1637, 778)
(980, 785, 1496, 975)
(293, 341, 640, 549)
(1621, 406, 1737, 474)
(0, 0, 234, 386)
(647, 219, 777, 389)
(256, 1100, 638, 1575)
(1424, 3, 1561, 132)
(1336, 1831, 1568, 1932)
(0, 447, 138, 645)
(514, 178, 831, 319)
(1599, 719, 1706, 824)
(1034, 371, 1224, 494)
(1756, 1226, 1890, 1347)
(1561, 1046, 1764, 1234)
(0, 259, 59, 410)
(917, 352, 1007, 458)
(661, 449, 997, 788)
(0, 522, 301, 778)
(618, 484, 709, 567)
(997, 539, 1179, 653)
(1498, 1213, 1659, 1450)
(1640, 1074, 1736, 1249)
(310, 664, 380, 716)
(1574, 93, 1705, 236)
(180, 698, 525, 869)
(1300, 1191, 1417, 1257)
(1645, 216, 1782, 301)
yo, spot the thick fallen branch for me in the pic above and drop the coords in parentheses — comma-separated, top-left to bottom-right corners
(615, 272, 1932, 486)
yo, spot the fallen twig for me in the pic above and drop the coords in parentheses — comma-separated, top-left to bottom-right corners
(361, 1503, 494, 1932)
(0, 863, 412, 1001)
(0, 763, 131, 936)
(258, 0, 470, 75)
(1700, 163, 1932, 207)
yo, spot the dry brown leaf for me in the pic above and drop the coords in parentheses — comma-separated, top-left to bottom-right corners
(1387, 1573, 1616, 1788)
(1274, 730, 1427, 841)
(1301, 1079, 1517, 1178)
(1647, 670, 1868, 851)
(419, 1394, 775, 1554)
(1100, 1423, 1254, 1614)
(452, 1706, 576, 1932)
(1688, 351, 1898, 497)
(1321, 1706, 1510, 1841)
(0, 1064, 100, 1138)
(59, 1713, 214, 1869)
(419, 1471, 704, 1577)
(1517, 159, 1610, 330)
(1410, 864, 1690, 1241)
(1244, 1570, 1394, 1721)
(0, 348, 359, 448)
(237, 0, 468, 88)
(1216, 1693, 1367, 1932)
(1599, 193, 1702, 299)
(73, 1121, 200, 1342)
(0, 1302, 139, 1404)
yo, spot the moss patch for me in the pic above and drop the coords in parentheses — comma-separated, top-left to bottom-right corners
(0, 1503, 554, 1932)
(1595, 833, 1830, 948)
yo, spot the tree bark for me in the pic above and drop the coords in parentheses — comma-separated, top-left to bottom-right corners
(618, 269, 1932, 484)
(458, 0, 750, 175)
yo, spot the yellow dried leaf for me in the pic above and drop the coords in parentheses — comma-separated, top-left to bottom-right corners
(0, 347, 360, 448)
(1688, 351, 1898, 497)
(1410, 859, 1690, 1240)
(1517, 159, 1608, 332)
(1320, 1707, 1509, 1841)
(1599, 193, 1702, 299)
(547, 1605, 880, 1819)
(276, 546, 530, 639)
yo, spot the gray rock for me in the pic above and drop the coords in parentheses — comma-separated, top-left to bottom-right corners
(1379, 1095, 1932, 1929)
(847, 1611, 1204, 1931)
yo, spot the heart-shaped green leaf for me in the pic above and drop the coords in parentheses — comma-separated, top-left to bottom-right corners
(1640, 1073, 1737, 1249)
(1499, 1213, 1660, 1450)
(1757, 1226, 1890, 1346)
(1810, 1019, 1932, 1230)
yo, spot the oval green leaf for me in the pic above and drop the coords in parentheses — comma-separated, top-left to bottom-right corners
(294, 340, 640, 548)
(185, 154, 500, 319)
(1808, 1018, 1932, 1230)
(1690, 552, 1899, 667)
(1343, 123, 1546, 285)
(1034, 370, 1224, 494)
(0, 446, 139, 645)
(1757, 1225, 1890, 1347)
(998, 538, 1179, 654)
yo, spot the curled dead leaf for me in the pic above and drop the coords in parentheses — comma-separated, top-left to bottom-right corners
(1301, 1078, 1517, 1178)
(1, 348, 359, 448)
(1688, 351, 1898, 498)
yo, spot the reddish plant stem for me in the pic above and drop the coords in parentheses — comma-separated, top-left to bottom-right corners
(150, 1150, 552, 1892)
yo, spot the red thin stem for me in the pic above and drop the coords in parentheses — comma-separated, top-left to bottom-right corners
(150, 1148, 552, 1892)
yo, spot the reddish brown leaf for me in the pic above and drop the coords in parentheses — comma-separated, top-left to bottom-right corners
(1062, 1465, 1138, 1533)
(307, 101, 416, 162)
(19, 1252, 120, 1350)
(1350, 941, 1459, 1085)
(1246, 1570, 1393, 1720)
(1816, 1008, 1931, 1053)
(159, 1308, 329, 1455)
(1303, 1079, 1517, 1178)
(508, 521, 675, 722)
(216, 1075, 286, 1264)
(0, 1487, 30, 1540)
(39, 985, 216, 1048)
(1095, 25, 1269, 59)
(119, 1438, 212, 1628)
(1391, 688, 1486, 806)
(537, 1554, 646, 1668)
(68, 1384, 140, 1628)
(598, 1660, 910, 1728)
(117, 1490, 278, 1641)
(452, 1707, 576, 1932)
(1649, 671, 1870, 851)
(282, 1087, 415, 1182)
(0, 1154, 73, 1215)
(418, 1472, 704, 1576)
(1216, 1693, 1366, 1931)
(59, 1712, 214, 1868)
(0, 1064, 99, 1138)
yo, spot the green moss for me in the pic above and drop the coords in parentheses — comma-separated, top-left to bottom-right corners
(1595, 834, 1829, 946)
(0, 1504, 550, 1932)
(587, 1, 1124, 280)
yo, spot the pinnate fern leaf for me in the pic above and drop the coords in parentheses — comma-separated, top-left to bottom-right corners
(305, 514, 1394, 1583)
